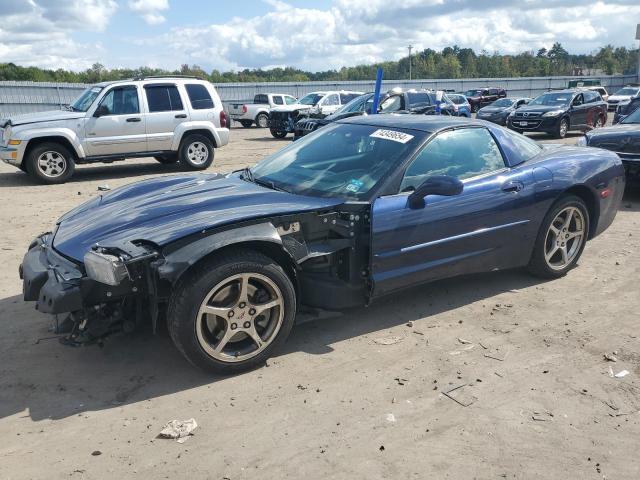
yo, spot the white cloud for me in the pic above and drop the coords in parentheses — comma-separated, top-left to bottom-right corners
(146, 0, 640, 72)
(129, 0, 169, 25)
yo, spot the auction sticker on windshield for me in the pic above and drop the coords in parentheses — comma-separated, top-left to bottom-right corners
(370, 129, 414, 144)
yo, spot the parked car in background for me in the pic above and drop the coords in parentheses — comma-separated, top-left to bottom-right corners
(462, 87, 507, 112)
(445, 93, 471, 117)
(613, 96, 640, 124)
(476, 97, 531, 125)
(228, 93, 297, 128)
(607, 85, 640, 111)
(0, 77, 229, 184)
(19, 115, 624, 373)
(584, 86, 608, 102)
(268, 90, 363, 138)
(507, 89, 607, 138)
(293, 89, 457, 140)
(578, 106, 640, 180)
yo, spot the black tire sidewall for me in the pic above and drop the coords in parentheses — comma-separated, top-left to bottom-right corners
(528, 195, 590, 278)
(179, 134, 214, 170)
(167, 251, 297, 374)
(270, 129, 287, 139)
(27, 142, 75, 184)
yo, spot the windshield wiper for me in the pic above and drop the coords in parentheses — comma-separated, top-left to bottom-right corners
(240, 166, 254, 182)
(238, 167, 288, 192)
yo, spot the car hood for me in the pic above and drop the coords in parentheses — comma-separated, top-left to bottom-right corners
(608, 95, 633, 102)
(53, 173, 344, 261)
(586, 124, 640, 150)
(271, 104, 313, 113)
(3, 109, 84, 127)
(515, 105, 567, 115)
(478, 106, 509, 114)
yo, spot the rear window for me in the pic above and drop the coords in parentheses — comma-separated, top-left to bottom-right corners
(185, 84, 214, 110)
(145, 85, 184, 112)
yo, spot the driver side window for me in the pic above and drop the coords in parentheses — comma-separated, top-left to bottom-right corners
(400, 128, 505, 192)
(98, 86, 139, 115)
(572, 94, 584, 106)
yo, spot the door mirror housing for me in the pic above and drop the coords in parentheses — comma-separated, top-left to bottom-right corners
(408, 175, 464, 209)
(93, 104, 109, 117)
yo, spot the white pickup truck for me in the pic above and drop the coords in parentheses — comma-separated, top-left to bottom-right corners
(228, 93, 298, 128)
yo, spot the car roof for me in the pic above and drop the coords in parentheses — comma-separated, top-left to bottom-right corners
(338, 114, 483, 133)
(94, 77, 209, 88)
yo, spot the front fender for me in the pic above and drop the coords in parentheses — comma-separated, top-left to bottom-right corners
(156, 222, 284, 284)
(20, 127, 86, 159)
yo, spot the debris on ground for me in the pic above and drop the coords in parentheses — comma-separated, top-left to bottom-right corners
(484, 350, 507, 361)
(441, 384, 477, 407)
(603, 353, 618, 362)
(91, 450, 102, 456)
(532, 410, 554, 422)
(457, 338, 473, 344)
(385, 413, 396, 422)
(374, 336, 403, 345)
(97, 185, 111, 191)
(614, 370, 630, 378)
(158, 419, 198, 443)
(406, 321, 413, 327)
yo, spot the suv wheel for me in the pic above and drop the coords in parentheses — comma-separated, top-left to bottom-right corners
(255, 113, 269, 128)
(240, 120, 253, 128)
(167, 249, 297, 374)
(179, 134, 214, 170)
(555, 118, 569, 138)
(270, 129, 287, 139)
(26, 142, 75, 184)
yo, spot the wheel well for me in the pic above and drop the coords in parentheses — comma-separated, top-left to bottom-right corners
(181, 129, 217, 148)
(563, 185, 599, 238)
(24, 136, 78, 162)
(255, 111, 268, 121)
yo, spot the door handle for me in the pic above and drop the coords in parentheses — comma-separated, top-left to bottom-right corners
(126, 117, 141, 122)
(501, 181, 524, 193)
(175, 114, 187, 119)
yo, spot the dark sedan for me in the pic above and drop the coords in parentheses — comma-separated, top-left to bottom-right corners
(20, 116, 624, 374)
(507, 90, 607, 138)
(476, 97, 531, 125)
(579, 106, 640, 180)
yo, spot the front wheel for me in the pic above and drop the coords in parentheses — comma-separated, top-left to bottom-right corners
(527, 195, 589, 279)
(167, 249, 297, 374)
(26, 142, 75, 184)
(179, 134, 214, 170)
(555, 118, 569, 138)
(270, 128, 287, 139)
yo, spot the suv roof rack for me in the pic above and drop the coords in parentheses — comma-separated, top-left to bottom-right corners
(132, 75, 203, 81)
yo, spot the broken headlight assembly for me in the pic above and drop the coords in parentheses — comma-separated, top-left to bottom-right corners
(84, 250, 129, 286)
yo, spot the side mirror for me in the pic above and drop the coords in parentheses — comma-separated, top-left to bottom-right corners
(408, 175, 463, 209)
(93, 104, 109, 117)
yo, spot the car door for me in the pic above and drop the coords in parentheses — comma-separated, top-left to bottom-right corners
(143, 83, 190, 152)
(370, 126, 536, 296)
(84, 85, 147, 157)
(569, 93, 588, 128)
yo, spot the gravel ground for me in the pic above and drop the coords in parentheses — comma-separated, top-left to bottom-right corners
(0, 120, 638, 480)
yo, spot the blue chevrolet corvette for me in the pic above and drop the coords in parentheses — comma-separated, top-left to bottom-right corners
(21, 115, 625, 373)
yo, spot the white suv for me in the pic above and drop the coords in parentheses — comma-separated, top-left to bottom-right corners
(0, 76, 229, 184)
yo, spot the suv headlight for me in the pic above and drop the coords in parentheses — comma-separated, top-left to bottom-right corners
(543, 110, 564, 117)
(84, 250, 129, 286)
(575, 136, 588, 147)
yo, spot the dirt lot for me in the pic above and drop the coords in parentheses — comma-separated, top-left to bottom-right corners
(0, 123, 639, 480)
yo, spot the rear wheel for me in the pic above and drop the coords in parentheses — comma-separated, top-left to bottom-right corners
(255, 113, 269, 128)
(179, 134, 214, 170)
(270, 129, 287, 139)
(26, 142, 75, 184)
(167, 249, 297, 374)
(527, 195, 589, 278)
(240, 120, 253, 128)
(594, 116, 604, 128)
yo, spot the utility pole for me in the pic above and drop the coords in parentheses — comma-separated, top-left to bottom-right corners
(407, 45, 413, 80)
(636, 24, 640, 81)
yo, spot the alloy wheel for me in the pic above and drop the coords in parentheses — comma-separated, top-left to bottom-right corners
(37, 151, 67, 178)
(544, 206, 586, 270)
(195, 273, 284, 363)
(186, 142, 209, 165)
(559, 120, 568, 138)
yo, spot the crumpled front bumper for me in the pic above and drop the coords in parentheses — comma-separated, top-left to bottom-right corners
(0, 144, 21, 167)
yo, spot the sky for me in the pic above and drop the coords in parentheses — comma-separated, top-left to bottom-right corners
(0, 0, 639, 72)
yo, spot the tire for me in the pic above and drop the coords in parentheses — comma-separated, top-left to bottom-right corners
(270, 129, 287, 139)
(527, 195, 590, 279)
(594, 115, 604, 128)
(255, 113, 269, 128)
(240, 120, 253, 128)
(471, 103, 479, 113)
(167, 249, 297, 374)
(555, 118, 569, 139)
(154, 154, 178, 164)
(179, 134, 214, 170)
(25, 142, 75, 184)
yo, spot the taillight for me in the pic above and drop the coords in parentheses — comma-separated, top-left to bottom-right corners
(220, 110, 228, 129)
(242, 105, 247, 113)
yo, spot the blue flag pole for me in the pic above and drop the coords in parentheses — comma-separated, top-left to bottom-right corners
(371, 67, 383, 114)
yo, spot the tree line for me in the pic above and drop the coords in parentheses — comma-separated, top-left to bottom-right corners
(0, 43, 637, 84)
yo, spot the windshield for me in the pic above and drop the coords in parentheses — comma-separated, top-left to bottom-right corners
(621, 107, 640, 124)
(70, 86, 103, 112)
(251, 123, 423, 199)
(529, 93, 572, 107)
(490, 98, 514, 107)
(298, 93, 325, 105)
(331, 93, 373, 115)
(614, 88, 639, 96)
(464, 90, 482, 97)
